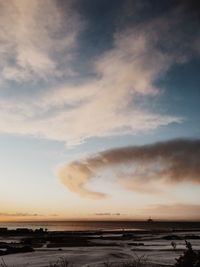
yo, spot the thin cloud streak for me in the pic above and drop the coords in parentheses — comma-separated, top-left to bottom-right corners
(0, 212, 40, 217)
(140, 203, 200, 220)
(58, 139, 200, 198)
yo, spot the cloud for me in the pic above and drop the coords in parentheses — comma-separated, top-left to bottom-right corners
(141, 203, 200, 220)
(0, 1, 199, 145)
(0, 212, 40, 217)
(95, 213, 121, 216)
(0, 18, 182, 144)
(58, 139, 200, 198)
(176, 0, 200, 18)
(0, 212, 58, 218)
(59, 162, 108, 199)
(0, 0, 80, 82)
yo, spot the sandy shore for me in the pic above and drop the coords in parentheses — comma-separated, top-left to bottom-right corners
(1, 229, 200, 266)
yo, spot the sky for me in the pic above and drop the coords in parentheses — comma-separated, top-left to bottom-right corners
(0, 0, 200, 221)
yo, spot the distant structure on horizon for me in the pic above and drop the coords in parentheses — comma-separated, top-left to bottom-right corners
(147, 217, 154, 223)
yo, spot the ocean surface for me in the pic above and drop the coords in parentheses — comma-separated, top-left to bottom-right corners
(0, 220, 200, 232)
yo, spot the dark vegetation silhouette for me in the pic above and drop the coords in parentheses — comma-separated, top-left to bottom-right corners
(49, 257, 73, 267)
(103, 254, 148, 267)
(174, 240, 200, 267)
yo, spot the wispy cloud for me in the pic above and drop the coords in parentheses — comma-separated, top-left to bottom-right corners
(95, 213, 121, 216)
(0, 16, 182, 144)
(0, 1, 199, 145)
(0, 0, 80, 82)
(0, 212, 58, 218)
(0, 212, 40, 217)
(59, 162, 108, 199)
(58, 139, 200, 198)
(140, 203, 200, 220)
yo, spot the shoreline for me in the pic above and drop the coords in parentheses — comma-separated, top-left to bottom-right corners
(0, 227, 200, 266)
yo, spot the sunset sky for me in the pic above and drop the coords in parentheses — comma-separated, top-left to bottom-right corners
(0, 0, 200, 221)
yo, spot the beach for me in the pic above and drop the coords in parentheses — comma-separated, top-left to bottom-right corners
(1, 222, 200, 266)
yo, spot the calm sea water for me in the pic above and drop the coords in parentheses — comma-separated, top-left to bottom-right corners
(0, 221, 200, 232)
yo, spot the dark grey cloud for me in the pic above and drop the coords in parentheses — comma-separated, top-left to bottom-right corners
(176, 0, 200, 18)
(59, 139, 200, 198)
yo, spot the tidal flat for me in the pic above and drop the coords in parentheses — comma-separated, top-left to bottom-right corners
(1, 227, 200, 266)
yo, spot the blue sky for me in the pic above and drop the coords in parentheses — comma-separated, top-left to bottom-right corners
(0, 0, 200, 220)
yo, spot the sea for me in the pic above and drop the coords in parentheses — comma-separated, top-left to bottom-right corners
(0, 220, 200, 232)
